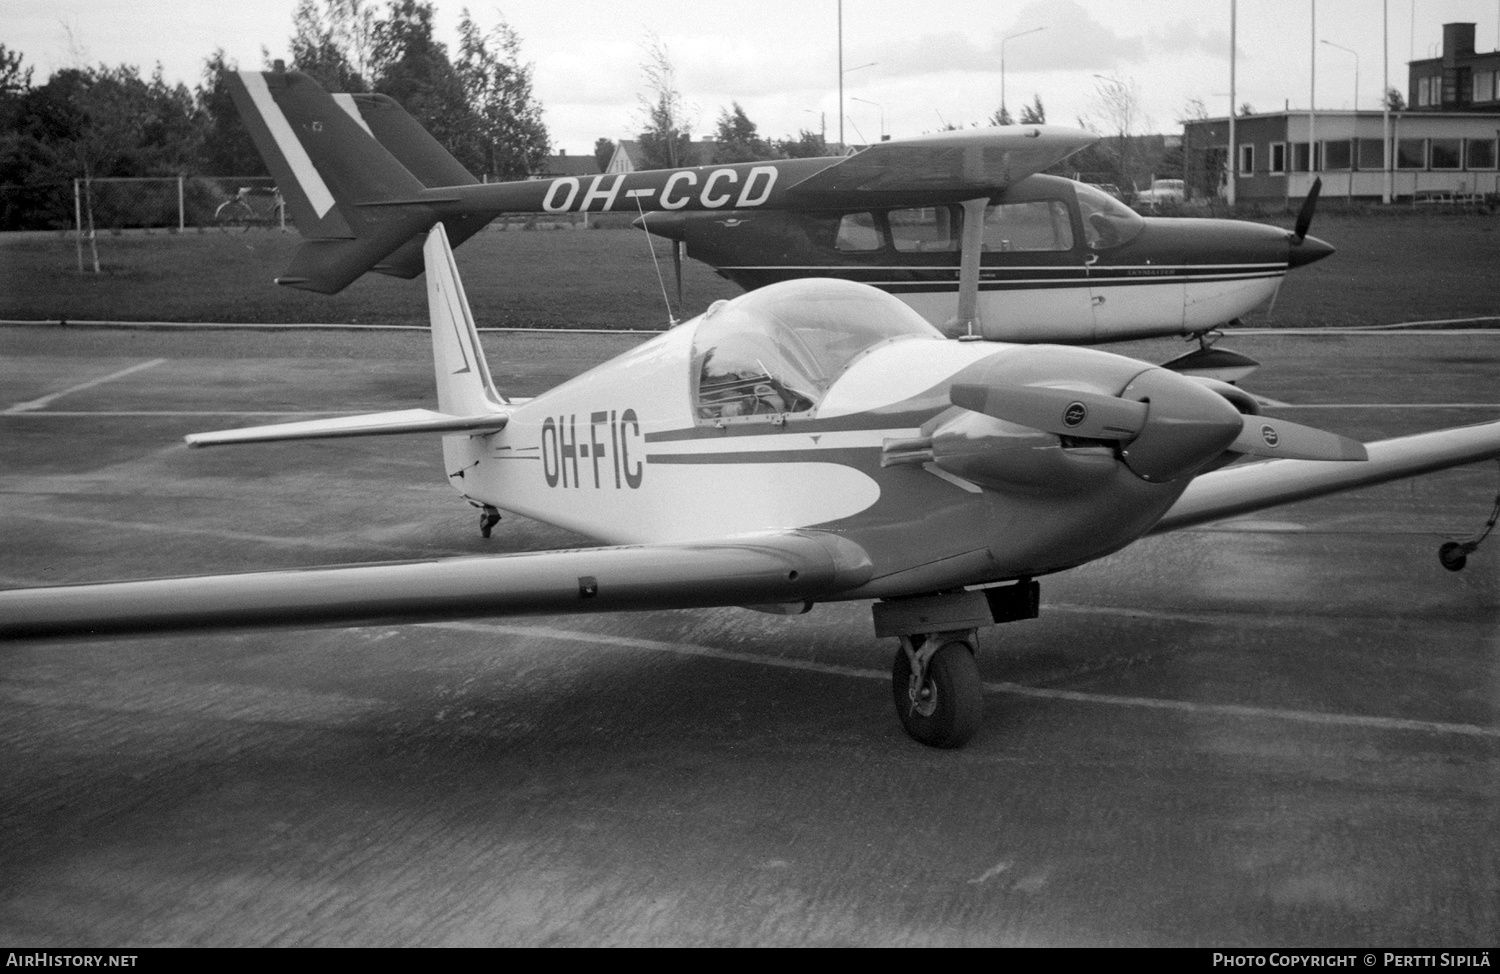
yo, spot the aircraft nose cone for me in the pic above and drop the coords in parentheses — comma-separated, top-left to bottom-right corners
(1288, 233, 1335, 268)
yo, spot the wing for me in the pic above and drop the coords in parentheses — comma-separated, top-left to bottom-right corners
(1151, 421, 1500, 534)
(0, 531, 873, 641)
(185, 408, 508, 448)
(783, 125, 1097, 201)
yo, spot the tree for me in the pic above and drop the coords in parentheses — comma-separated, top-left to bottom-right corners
(1385, 87, 1406, 111)
(196, 49, 268, 175)
(371, 0, 476, 169)
(594, 137, 615, 171)
(714, 101, 778, 163)
(989, 104, 1013, 126)
(1019, 94, 1045, 125)
(290, 0, 372, 91)
(1084, 74, 1145, 189)
(776, 128, 828, 159)
(1178, 97, 1209, 123)
(0, 63, 210, 229)
(1237, 102, 1255, 117)
(455, 9, 549, 180)
(0, 44, 33, 135)
(635, 33, 693, 169)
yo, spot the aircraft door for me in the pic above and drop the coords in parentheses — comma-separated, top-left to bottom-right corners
(970, 199, 1096, 343)
(1078, 184, 1187, 340)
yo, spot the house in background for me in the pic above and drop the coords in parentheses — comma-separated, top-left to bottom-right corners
(605, 139, 722, 173)
(530, 150, 600, 180)
(1181, 22, 1500, 203)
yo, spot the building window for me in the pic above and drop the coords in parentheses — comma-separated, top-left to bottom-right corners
(1269, 142, 1286, 173)
(1292, 142, 1312, 172)
(1357, 139, 1385, 169)
(1396, 139, 1426, 170)
(1238, 143, 1254, 174)
(1475, 70, 1497, 103)
(1417, 77, 1432, 107)
(1430, 138, 1462, 170)
(1467, 139, 1498, 170)
(1323, 140, 1352, 171)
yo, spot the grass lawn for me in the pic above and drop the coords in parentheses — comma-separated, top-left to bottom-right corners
(1, 211, 1496, 330)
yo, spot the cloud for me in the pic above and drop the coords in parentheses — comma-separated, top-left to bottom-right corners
(1147, 20, 1235, 60)
(861, 1, 1148, 79)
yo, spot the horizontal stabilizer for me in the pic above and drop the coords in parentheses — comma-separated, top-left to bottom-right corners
(0, 532, 874, 640)
(186, 408, 509, 448)
(275, 207, 435, 292)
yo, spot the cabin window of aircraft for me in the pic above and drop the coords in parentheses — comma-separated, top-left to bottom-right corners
(889, 207, 959, 253)
(693, 281, 939, 422)
(980, 200, 1074, 253)
(1074, 181, 1145, 250)
(835, 213, 883, 253)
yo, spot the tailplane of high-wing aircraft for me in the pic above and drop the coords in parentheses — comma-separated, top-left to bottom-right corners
(3, 223, 1497, 749)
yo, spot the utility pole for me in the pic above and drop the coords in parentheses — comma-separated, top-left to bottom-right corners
(1229, 0, 1237, 206)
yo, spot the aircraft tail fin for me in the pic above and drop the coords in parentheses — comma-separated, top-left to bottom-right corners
(425, 223, 507, 414)
(227, 67, 476, 292)
(185, 222, 508, 451)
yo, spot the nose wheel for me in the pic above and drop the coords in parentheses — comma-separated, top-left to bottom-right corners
(891, 633, 983, 748)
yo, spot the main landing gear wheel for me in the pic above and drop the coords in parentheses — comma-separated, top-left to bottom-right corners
(891, 635, 983, 748)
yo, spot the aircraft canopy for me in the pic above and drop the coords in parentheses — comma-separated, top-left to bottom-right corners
(692, 279, 942, 421)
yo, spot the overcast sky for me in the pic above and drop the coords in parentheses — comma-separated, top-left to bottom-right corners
(10, 0, 1500, 154)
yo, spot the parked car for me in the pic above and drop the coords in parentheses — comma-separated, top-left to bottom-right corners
(1135, 178, 1186, 208)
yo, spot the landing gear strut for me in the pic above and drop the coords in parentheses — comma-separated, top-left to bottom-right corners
(892, 632, 983, 748)
(1438, 460, 1499, 571)
(873, 581, 1040, 749)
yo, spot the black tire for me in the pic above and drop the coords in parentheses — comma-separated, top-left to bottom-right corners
(1438, 541, 1468, 572)
(215, 199, 254, 234)
(891, 639, 983, 748)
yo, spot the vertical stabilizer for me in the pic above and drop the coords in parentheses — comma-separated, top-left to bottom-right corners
(425, 224, 506, 414)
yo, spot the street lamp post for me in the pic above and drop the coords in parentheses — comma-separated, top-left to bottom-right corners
(1320, 38, 1360, 112)
(1000, 26, 1046, 123)
(838, 61, 878, 150)
(1321, 38, 1359, 199)
(851, 97, 885, 140)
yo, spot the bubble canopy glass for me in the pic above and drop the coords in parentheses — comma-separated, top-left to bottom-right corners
(692, 279, 943, 421)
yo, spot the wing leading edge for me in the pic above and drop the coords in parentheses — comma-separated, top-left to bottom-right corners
(1151, 420, 1500, 534)
(0, 531, 874, 641)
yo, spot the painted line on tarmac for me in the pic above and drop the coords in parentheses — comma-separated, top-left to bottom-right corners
(428, 622, 1500, 741)
(0, 319, 661, 336)
(0, 410, 368, 418)
(4, 358, 167, 413)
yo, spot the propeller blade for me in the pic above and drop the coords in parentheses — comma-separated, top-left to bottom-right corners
(1229, 415, 1368, 461)
(950, 383, 1147, 441)
(1291, 177, 1322, 243)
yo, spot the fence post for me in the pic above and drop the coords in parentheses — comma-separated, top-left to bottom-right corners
(178, 175, 185, 231)
(73, 179, 83, 273)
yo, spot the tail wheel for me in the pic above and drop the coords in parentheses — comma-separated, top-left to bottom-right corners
(891, 638, 983, 748)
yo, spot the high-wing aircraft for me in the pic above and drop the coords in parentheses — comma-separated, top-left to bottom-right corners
(3, 223, 1497, 749)
(225, 67, 1331, 367)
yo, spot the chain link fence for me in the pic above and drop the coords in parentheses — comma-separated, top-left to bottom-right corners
(0, 176, 284, 233)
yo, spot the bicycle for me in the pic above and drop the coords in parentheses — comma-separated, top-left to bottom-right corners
(215, 186, 284, 233)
